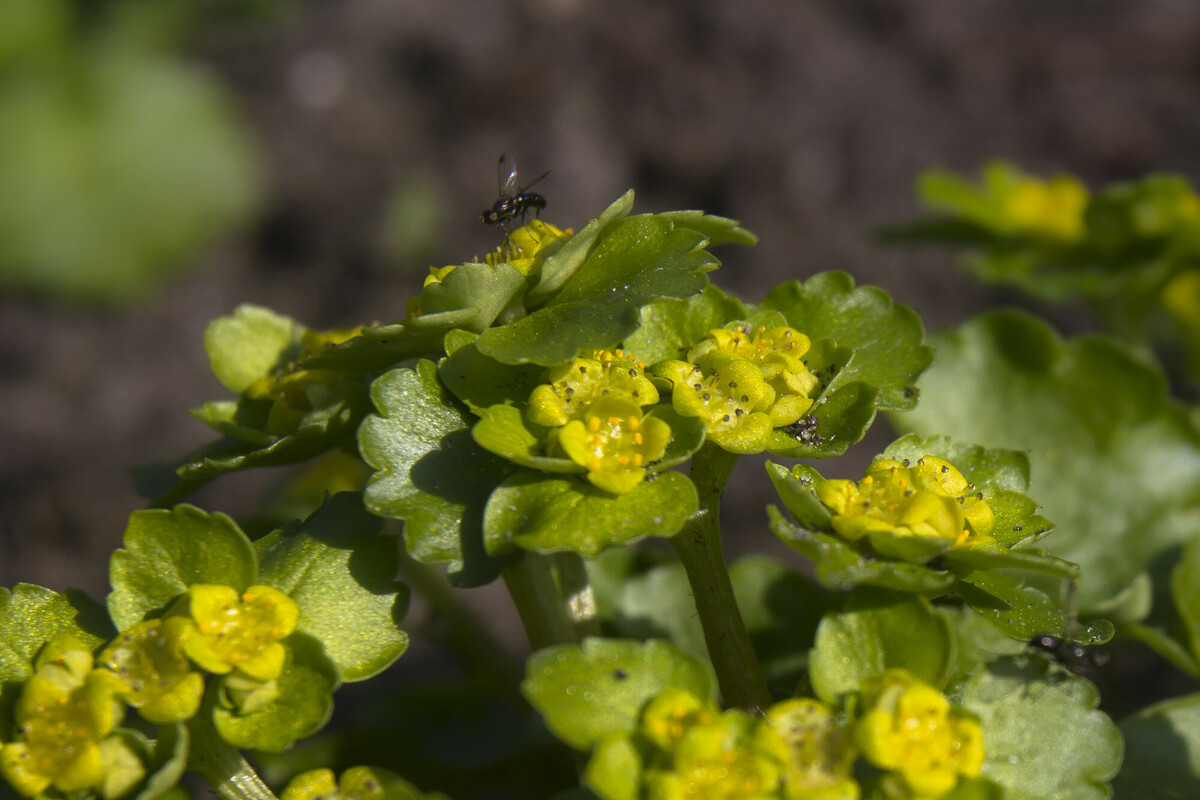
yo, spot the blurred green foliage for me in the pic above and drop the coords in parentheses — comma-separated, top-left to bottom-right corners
(0, 0, 262, 301)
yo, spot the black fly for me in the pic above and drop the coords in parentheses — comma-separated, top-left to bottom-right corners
(1027, 579, 1109, 673)
(480, 155, 549, 231)
(1027, 633, 1110, 671)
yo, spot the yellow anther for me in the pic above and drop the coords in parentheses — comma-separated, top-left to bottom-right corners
(588, 417, 601, 432)
(618, 456, 630, 466)
(608, 416, 621, 426)
(632, 453, 644, 468)
(628, 416, 640, 430)
(634, 432, 644, 445)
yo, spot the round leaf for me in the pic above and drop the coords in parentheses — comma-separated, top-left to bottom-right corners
(255, 493, 410, 682)
(212, 632, 337, 753)
(809, 589, 953, 704)
(108, 506, 257, 631)
(961, 658, 1122, 800)
(483, 471, 697, 557)
(1114, 693, 1200, 799)
(522, 638, 715, 750)
(359, 360, 512, 586)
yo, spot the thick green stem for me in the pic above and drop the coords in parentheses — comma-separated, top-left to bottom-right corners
(554, 552, 602, 639)
(187, 714, 277, 800)
(671, 443, 773, 711)
(503, 551, 579, 650)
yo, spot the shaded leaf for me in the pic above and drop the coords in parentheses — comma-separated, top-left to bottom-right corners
(359, 361, 511, 587)
(0, 585, 113, 682)
(1114, 693, 1200, 799)
(255, 493, 409, 682)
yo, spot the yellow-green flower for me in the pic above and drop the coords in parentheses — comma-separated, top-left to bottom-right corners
(181, 584, 299, 681)
(655, 352, 783, 453)
(1000, 175, 1089, 241)
(855, 671, 984, 800)
(639, 687, 719, 752)
(557, 396, 671, 494)
(527, 349, 658, 428)
(100, 617, 205, 724)
(643, 712, 785, 800)
(282, 766, 450, 800)
(766, 698, 860, 800)
(0, 644, 134, 797)
(485, 219, 572, 276)
(813, 456, 994, 548)
(690, 325, 821, 422)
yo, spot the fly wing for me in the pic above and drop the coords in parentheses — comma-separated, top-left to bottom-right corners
(519, 169, 550, 193)
(497, 154, 519, 197)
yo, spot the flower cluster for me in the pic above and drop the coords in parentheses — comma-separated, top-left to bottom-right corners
(998, 173, 1089, 242)
(0, 638, 140, 798)
(655, 324, 821, 453)
(281, 765, 451, 800)
(813, 455, 994, 549)
(528, 348, 670, 493)
(588, 687, 859, 800)
(585, 674, 982, 800)
(0, 584, 300, 798)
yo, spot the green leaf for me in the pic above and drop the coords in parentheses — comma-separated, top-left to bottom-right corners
(954, 569, 1111, 645)
(522, 638, 715, 750)
(585, 734, 641, 800)
(176, 383, 372, 481)
(299, 322, 450, 374)
(0, 585, 113, 681)
(0, 43, 260, 301)
(769, 506, 956, 595)
(211, 632, 337, 752)
(255, 493, 409, 682)
(763, 379, 880, 458)
(359, 360, 512, 587)
(808, 589, 953, 705)
(621, 286, 749, 367)
(892, 310, 1200, 608)
(528, 191, 636, 306)
(135, 723, 189, 800)
(657, 210, 758, 246)
(1172, 534, 1200, 665)
(205, 305, 306, 395)
(476, 215, 716, 366)
(416, 260, 527, 333)
(765, 461, 834, 531)
(1114, 693, 1200, 799)
(483, 471, 697, 557)
(108, 505, 257, 631)
(472, 404, 582, 474)
(759, 270, 931, 410)
(437, 332, 546, 415)
(961, 658, 1122, 800)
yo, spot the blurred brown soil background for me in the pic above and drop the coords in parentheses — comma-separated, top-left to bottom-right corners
(3, 0, 1199, 649)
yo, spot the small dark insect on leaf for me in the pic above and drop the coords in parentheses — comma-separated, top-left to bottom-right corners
(480, 154, 549, 231)
(1028, 633, 1110, 671)
(613, 669, 628, 681)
